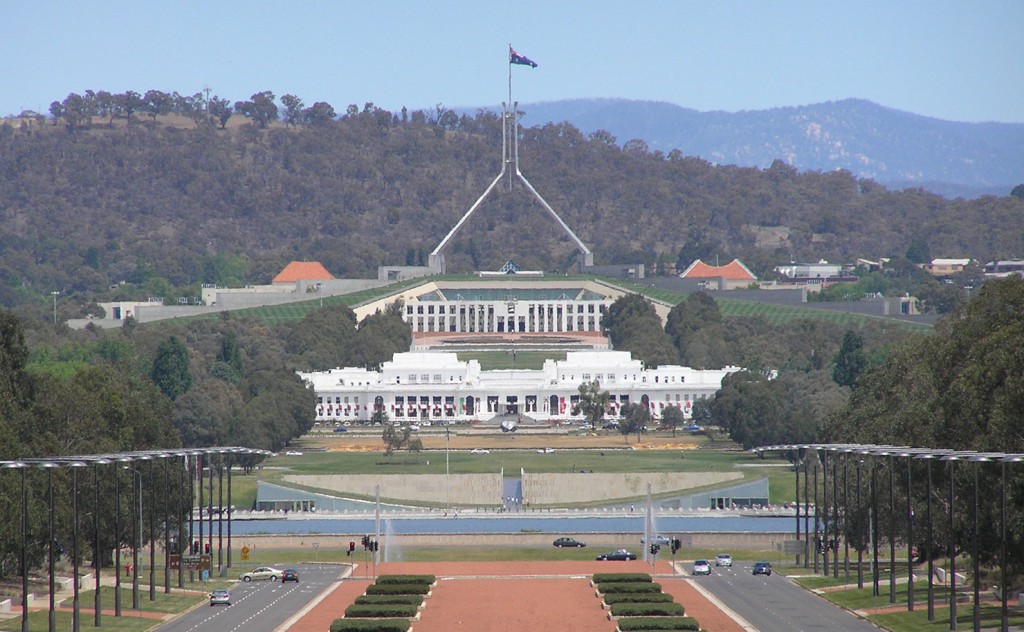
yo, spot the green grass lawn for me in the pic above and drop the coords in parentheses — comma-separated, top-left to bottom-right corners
(457, 350, 566, 370)
(870, 604, 1024, 631)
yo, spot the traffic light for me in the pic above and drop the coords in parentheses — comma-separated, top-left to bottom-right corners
(373, 540, 379, 552)
(348, 541, 355, 556)
(361, 535, 369, 550)
(649, 543, 659, 555)
(671, 538, 681, 554)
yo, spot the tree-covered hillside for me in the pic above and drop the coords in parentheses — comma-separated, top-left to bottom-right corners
(3, 100, 1023, 321)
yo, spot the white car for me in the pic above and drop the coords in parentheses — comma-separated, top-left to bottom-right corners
(240, 566, 283, 582)
(692, 559, 712, 576)
(209, 589, 231, 606)
(715, 553, 733, 567)
(640, 535, 671, 547)
(470, 448, 490, 454)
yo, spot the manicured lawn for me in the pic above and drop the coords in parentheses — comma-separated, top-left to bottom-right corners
(457, 350, 566, 370)
(870, 604, 1024, 631)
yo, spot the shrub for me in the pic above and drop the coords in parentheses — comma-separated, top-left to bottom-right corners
(354, 595, 424, 606)
(343, 604, 420, 618)
(329, 618, 411, 632)
(603, 592, 674, 604)
(617, 616, 700, 631)
(365, 583, 431, 595)
(593, 573, 653, 584)
(375, 574, 435, 585)
(597, 582, 662, 594)
(610, 602, 685, 617)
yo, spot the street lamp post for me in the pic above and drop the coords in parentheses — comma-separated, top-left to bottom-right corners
(795, 450, 801, 566)
(856, 458, 864, 590)
(51, 291, 59, 324)
(941, 454, 959, 631)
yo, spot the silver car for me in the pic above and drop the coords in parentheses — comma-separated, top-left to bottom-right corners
(240, 566, 283, 582)
(209, 589, 231, 606)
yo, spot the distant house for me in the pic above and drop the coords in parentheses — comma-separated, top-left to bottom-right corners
(983, 260, 1024, 279)
(679, 259, 757, 289)
(774, 260, 843, 280)
(921, 258, 973, 277)
(273, 261, 334, 284)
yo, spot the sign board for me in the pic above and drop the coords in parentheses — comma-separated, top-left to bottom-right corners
(241, 546, 250, 561)
(783, 540, 804, 555)
(170, 554, 212, 571)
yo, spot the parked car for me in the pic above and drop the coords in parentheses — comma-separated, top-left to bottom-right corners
(240, 566, 283, 582)
(333, 427, 348, 433)
(715, 553, 733, 567)
(552, 537, 586, 548)
(752, 561, 773, 576)
(692, 559, 711, 575)
(282, 569, 299, 583)
(596, 549, 637, 561)
(209, 589, 231, 606)
(470, 448, 490, 454)
(640, 535, 671, 546)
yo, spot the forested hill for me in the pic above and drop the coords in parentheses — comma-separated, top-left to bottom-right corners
(2, 108, 1023, 315)
(506, 98, 1024, 199)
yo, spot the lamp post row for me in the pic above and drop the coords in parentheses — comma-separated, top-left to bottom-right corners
(1, 446, 269, 632)
(757, 443, 1023, 632)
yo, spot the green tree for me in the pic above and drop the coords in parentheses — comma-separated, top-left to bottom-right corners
(661, 405, 684, 437)
(280, 94, 304, 127)
(831, 331, 866, 387)
(151, 335, 192, 400)
(573, 380, 609, 427)
(234, 91, 278, 128)
(619, 402, 650, 443)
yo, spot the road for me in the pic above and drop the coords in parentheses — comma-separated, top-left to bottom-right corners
(153, 564, 345, 632)
(688, 560, 879, 632)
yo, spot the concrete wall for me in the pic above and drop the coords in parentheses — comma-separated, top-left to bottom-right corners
(283, 473, 505, 506)
(281, 471, 743, 507)
(522, 472, 743, 505)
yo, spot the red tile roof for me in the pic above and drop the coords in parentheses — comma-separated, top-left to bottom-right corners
(273, 261, 334, 284)
(679, 259, 757, 281)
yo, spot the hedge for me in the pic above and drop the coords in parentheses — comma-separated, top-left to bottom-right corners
(354, 595, 424, 606)
(610, 602, 685, 617)
(616, 616, 701, 631)
(329, 619, 411, 632)
(343, 604, 420, 618)
(375, 574, 436, 585)
(593, 573, 652, 584)
(602, 592, 674, 605)
(365, 583, 431, 595)
(596, 582, 662, 594)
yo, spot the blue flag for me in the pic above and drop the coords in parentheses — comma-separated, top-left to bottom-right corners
(509, 46, 538, 68)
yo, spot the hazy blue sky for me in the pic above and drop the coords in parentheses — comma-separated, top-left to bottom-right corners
(4, 1, 1022, 123)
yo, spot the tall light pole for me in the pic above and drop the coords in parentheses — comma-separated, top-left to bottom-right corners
(445, 427, 450, 513)
(51, 291, 59, 324)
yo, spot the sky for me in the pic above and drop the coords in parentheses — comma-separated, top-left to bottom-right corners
(3, 1, 1022, 123)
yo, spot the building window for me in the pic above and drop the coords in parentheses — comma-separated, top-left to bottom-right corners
(582, 373, 591, 381)
(420, 374, 430, 383)
(433, 374, 442, 383)
(408, 374, 417, 384)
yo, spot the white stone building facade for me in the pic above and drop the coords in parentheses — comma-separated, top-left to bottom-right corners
(297, 351, 742, 423)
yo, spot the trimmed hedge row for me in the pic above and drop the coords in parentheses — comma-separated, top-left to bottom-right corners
(616, 616, 701, 631)
(329, 619, 411, 632)
(354, 595, 424, 606)
(375, 574, 435, 585)
(343, 604, 419, 618)
(593, 573, 653, 584)
(365, 583, 431, 595)
(602, 592, 674, 605)
(610, 603, 685, 617)
(597, 582, 663, 594)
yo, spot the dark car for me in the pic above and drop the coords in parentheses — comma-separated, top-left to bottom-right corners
(282, 569, 299, 583)
(553, 537, 586, 548)
(753, 561, 772, 576)
(596, 549, 637, 561)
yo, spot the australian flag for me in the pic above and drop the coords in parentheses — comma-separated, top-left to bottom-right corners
(509, 46, 538, 68)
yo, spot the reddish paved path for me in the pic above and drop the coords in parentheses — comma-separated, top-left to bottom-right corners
(289, 560, 744, 632)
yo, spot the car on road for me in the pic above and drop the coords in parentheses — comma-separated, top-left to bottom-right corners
(470, 448, 490, 454)
(692, 559, 712, 575)
(282, 569, 299, 583)
(552, 537, 586, 548)
(640, 535, 672, 546)
(596, 549, 637, 561)
(715, 553, 733, 567)
(333, 427, 348, 433)
(753, 561, 773, 576)
(240, 566, 283, 582)
(209, 589, 231, 606)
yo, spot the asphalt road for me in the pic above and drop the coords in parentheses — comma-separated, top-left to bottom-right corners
(688, 560, 880, 632)
(152, 564, 345, 632)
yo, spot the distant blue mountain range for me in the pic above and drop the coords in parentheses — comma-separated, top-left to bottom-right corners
(460, 98, 1024, 199)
